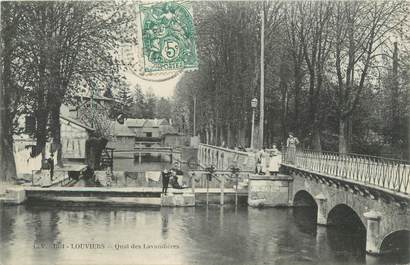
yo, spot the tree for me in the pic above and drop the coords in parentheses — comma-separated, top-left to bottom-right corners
(173, 1, 409, 159)
(114, 80, 133, 116)
(299, 2, 333, 151)
(156, 97, 172, 120)
(1, 2, 26, 181)
(330, 1, 407, 153)
(1, 1, 134, 167)
(128, 84, 145, 118)
(144, 89, 157, 119)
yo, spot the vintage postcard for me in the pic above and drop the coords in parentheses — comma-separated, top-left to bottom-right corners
(0, 1, 409, 265)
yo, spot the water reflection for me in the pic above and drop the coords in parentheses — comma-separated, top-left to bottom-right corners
(327, 225, 366, 264)
(0, 204, 404, 265)
(292, 207, 317, 236)
(160, 208, 170, 238)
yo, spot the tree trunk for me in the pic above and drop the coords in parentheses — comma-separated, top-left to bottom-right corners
(1, 5, 17, 182)
(347, 116, 353, 152)
(237, 127, 246, 148)
(205, 128, 209, 144)
(227, 123, 232, 148)
(280, 80, 288, 143)
(2, 134, 17, 181)
(294, 67, 302, 137)
(311, 125, 321, 151)
(0, 0, 3, 183)
(391, 42, 400, 147)
(209, 123, 214, 145)
(50, 103, 63, 167)
(339, 117, 348, 154)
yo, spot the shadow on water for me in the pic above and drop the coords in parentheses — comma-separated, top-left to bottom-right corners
(292, 207, 317, 236)
(292, 190, 318, 236)
(23, 203, 160, 213)
(379, 230, 410, 264)
(326, 225, 366, 263)
(326, 204, 367, 264)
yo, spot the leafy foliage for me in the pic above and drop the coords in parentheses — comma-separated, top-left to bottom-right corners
(174, 1, 409, 159)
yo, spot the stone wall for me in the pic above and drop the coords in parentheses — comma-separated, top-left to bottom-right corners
(248, 175, 293, 207)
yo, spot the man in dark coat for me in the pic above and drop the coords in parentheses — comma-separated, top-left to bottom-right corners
(161, 169, 171, 194)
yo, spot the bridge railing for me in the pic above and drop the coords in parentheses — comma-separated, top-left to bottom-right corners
(282, 149, 410, 194)
(198, 143, 256, 171)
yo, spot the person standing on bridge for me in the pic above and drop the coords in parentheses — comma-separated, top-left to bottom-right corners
(268, 144, 281, 175)
(286, 132, 299, 164)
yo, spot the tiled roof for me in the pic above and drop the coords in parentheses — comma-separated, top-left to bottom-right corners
(125, 118, 146, 127)
(74, 95, 114, 101)
(125, 118, 169, 128)
(143, 119, 157, 128)
(144, 118, 170, 128)
(112, 122, 135, 137)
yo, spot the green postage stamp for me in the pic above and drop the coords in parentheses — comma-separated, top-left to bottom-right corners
(139, 1, 199, 74)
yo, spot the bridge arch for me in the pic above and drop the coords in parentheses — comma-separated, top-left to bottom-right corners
(326, 204, 367, 255)
(327, 204, 365, 231)
(380, 230, 410, 257)
(292, 190, 318, 230)
(293, 190, 317, 208)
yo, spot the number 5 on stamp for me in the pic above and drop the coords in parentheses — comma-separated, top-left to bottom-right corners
(139, 1, 199, 73)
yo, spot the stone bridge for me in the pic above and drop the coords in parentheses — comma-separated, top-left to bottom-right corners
(282, 149, 410, 256)
(197, 144, 410, 256)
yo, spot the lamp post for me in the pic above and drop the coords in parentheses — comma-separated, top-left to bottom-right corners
(250, 98, 258, 149)
(193, 95, 196, 136)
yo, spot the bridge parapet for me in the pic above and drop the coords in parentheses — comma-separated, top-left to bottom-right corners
(283, 149, 410, 195)
(198, 144, 256, 171)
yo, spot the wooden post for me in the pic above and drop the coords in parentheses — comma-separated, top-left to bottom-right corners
(206, 175, 210, 204)
(191, 173, 196, 194)
(235, 173, 238, 206)
(170, 148, 173, 164)
(138, 142, 142, 165)
(110, 149, 114, 175)
(220, 174, 225, 205)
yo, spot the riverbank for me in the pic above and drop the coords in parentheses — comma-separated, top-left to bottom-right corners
(5, 186, 248, 207)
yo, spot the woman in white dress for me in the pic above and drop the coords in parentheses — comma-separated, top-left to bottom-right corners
(268, 145, 281, 175)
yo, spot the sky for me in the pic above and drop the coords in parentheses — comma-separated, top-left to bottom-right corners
(123, 69, 183, 98)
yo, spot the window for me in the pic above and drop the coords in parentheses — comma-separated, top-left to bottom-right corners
(146, 132, 152, 137)
(25, 115, 36, 135)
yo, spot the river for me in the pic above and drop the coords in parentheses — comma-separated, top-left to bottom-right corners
(1, 204, 407, 265)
